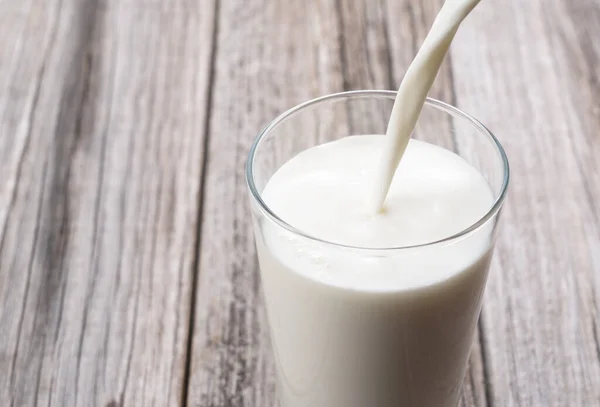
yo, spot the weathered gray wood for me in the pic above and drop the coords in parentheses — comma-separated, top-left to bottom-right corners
(450, 0, 600, 405)
(2, 0, 600, 406)
(0, 0, 216, 405)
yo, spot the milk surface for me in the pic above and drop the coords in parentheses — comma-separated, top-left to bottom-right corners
(255, 136, 495, 407)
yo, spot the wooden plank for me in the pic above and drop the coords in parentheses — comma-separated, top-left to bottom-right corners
(186, 0, 347, 405)
(548, 0, 600, 207)
(0, 0, 216, 405)
(450, 0, 600, 405)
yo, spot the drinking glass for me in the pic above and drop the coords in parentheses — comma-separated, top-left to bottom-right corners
(246, 91, 509, 407)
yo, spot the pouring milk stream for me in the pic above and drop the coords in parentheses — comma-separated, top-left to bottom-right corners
(371, 0, 481, 212)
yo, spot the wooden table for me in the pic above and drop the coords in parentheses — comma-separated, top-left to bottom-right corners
(1, 0, 599, 405)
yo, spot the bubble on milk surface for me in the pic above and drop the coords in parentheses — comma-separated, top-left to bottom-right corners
(280, 230, 330, 272)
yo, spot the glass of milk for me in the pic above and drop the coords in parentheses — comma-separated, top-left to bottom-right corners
(246, 90, 509, 407)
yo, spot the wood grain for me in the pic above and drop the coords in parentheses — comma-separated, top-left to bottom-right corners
(0, 0, 215, 405)
(1, 0, 599, 406)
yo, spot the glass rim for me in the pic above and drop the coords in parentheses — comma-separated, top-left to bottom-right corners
(246, 90, 510, 252)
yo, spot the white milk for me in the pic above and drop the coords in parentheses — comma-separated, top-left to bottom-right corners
(372, 0, 481, 211)
(255, 136, 495, 407)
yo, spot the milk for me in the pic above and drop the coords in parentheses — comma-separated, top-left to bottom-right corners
(372, 0, 481, 211)
(254, 136, 495, 407)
